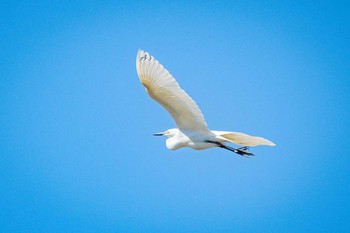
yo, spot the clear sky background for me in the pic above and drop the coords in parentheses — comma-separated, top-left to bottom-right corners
(1, 1, 350, 232)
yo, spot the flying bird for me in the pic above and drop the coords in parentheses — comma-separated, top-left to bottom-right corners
(136, 49, 275, 157)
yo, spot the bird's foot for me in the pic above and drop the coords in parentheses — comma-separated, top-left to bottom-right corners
(234, 147, 254, 158)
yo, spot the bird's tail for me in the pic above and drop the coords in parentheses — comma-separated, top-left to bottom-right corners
(212, 131, 276, 147)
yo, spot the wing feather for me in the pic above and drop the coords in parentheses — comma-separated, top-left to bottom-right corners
(136, 49, 208, 131)
(213, 130, 276, 147)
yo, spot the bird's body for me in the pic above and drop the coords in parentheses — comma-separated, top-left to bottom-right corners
(163, 128, 216, 150)
(136, 49, 275, 157)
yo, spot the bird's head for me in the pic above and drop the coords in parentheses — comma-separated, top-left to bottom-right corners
(153, 128, 178, 138)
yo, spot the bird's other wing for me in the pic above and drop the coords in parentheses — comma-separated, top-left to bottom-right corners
(136, 49, 208, 132)
(212, 130, 276, 147)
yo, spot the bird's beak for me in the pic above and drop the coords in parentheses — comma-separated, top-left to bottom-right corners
(153, 132, 164, 136)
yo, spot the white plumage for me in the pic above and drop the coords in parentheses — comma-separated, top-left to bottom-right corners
(136, 49, 275, 157)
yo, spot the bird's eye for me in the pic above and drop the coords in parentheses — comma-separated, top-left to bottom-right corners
(165, 130, 169, 134)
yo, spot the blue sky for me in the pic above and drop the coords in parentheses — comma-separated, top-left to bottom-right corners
(1, 1, 350, 232)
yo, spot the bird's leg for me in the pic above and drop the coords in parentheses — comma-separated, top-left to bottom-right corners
(205, 140, 254, 158)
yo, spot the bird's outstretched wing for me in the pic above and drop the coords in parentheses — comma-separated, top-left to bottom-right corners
(136, 49, 208, 132)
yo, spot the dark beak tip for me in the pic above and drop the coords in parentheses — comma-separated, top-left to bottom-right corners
(153, 133, 164, 136)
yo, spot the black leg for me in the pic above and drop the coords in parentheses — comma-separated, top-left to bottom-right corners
(205, 140, 254, 158)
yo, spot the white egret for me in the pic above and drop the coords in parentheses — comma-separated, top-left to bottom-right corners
(136, 49, 275, 157)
